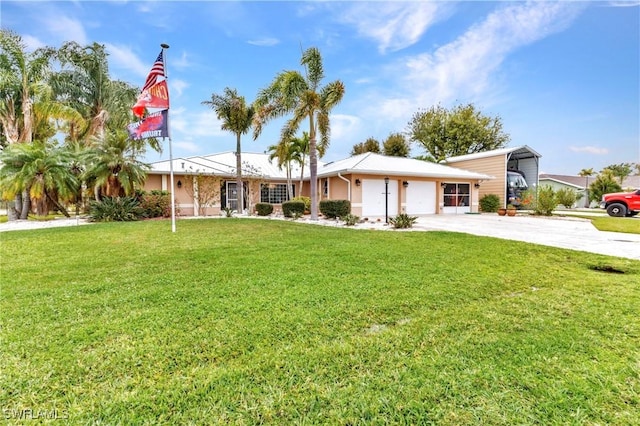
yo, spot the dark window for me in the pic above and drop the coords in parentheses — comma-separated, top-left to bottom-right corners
(260, 183, 293, 204)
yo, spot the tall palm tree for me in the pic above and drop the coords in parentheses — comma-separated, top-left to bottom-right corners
(254, 47, 344, 220)
(0, 141, 78, 216)
(0, 30, 55, 219)
(202, 88, 255, 213)
(578, 168, 594, 208)
(84, 129, 150, 198)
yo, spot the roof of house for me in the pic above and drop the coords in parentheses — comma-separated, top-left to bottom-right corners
(149, 151, 316, 179)
(539, 174, 593, 189)
(540, 173, 640, 190)
(445, 145, 542, 163)
(318, 152, 494, 180)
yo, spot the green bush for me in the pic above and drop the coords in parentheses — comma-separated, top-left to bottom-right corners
(555, 188, 579, 209)
(255, 203, 274, 216)
(479, 194, 501, 212)
(88, 197, 142, 222)
(389, 213, 418, 229)
(138, 191, 171, 218)
(534, 185, 557, 216)
(282, 201, 305, 218)
(342, 214, 360, 226)
(319, 200, 351, 219)
(290, 196, 311, 212)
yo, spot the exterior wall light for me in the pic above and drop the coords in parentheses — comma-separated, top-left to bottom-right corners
(355, 179, 361, 186)
(474, 183, 481, 188)
(402, 181, 409, 188)
(177, 180, 182, 189)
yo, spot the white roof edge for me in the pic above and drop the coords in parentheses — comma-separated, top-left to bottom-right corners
(445, 145, 542, 163)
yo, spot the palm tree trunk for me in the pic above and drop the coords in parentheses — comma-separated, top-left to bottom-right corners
(45, 191, 70, 217)
(20, 190, 30, 220)
(236, 133, 244, 213)
(309, 116, 318, 220)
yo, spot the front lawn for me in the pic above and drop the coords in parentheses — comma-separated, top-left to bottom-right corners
(1, 219, 638, 424)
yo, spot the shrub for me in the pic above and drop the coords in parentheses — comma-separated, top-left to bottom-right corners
(88, 197, 142, 222)
(282, 201, 305, 218)
(555, 188, 579, 209)
(222, 207, 233, 217)
(319, 200, 351, 219)
(534, 185, 557, 216)
(255, 203, 273, 216)
(389, 213, 418, 229)
(342, 214, 360, 226)
(290, 196, 311, 212)
(479, 194, 501, 212)
(138, 191, 171, 218)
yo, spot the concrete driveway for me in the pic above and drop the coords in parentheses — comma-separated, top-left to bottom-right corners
(410, 214, 640, 260)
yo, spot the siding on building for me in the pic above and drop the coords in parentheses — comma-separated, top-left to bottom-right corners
(446, 156, 507, 207)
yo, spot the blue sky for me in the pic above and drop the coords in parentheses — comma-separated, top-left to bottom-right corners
(2, 1, 639, 174)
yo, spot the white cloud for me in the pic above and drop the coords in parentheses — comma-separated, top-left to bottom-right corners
(44, 15, 87, 45)
(339, 2, 445, 53)
(247, 37, 280, 47)
(21, 35, 45, 51)
(104, 43, 149, 78)
(172, 140, 201, 154)
(330, 114, 362, 141)
(169, 79, 188, 97)
(569, 146, 610, 155)
(365, 2, 585, 123)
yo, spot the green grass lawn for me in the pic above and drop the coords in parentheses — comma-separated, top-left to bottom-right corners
(1, 219, 639, 425)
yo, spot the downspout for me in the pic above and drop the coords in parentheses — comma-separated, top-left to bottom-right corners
(337, 172, 351, 201)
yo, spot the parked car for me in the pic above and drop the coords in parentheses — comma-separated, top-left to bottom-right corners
(600, 189, 640, 217)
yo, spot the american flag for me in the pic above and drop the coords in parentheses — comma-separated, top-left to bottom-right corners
(141, 50, 165, 92)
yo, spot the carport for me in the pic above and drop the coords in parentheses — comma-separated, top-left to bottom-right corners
(445, 145, 541, 208)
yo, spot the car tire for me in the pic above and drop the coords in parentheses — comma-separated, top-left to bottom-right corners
(606, 203, 627, 217)
(627, 211, 639, 217)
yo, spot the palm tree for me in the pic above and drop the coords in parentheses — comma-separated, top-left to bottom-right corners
(267, 140, 296, 200)
(254, 47, 345, 220)
(0, 30, 56, 219)
(53, 42, 138, 144)
(291, 132, 310, 195)
(578, 168, 594, 208)
(0, 141, 78, 216)
(202, 88, 255, 213)
(84, 129, 150, 198)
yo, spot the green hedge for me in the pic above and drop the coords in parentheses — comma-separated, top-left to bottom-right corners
(282, 201, 305, 218)
(319, 200, 351, 219)
(255, 203, 274, 216)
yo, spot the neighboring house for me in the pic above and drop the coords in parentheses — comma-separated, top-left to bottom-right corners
(539, 174, 593, 208)
(539, 174, 640, 208)
(144, 151, 493, 217)
(444, 146, 541, 208)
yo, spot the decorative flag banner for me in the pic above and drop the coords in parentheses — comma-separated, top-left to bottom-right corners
(127, 109, 168, 140)
(142, 50, 165, 92)
(131, 80, 170, 118)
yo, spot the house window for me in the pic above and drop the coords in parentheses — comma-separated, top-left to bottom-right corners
(260, 183, 293, 204)
(323, 179, 328, 196)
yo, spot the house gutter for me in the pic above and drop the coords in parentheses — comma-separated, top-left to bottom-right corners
(337, 172, 351, 201)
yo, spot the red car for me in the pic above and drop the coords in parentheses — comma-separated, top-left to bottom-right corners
(600, 189, 640, 217)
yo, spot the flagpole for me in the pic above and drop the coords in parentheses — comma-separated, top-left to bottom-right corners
(160, 43, 176, 233)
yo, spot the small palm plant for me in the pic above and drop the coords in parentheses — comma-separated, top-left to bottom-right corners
(389, 213, 418, 229)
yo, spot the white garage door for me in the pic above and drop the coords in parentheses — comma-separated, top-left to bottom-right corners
(406, 181, 436, 215)
(362, 179, 398, 217)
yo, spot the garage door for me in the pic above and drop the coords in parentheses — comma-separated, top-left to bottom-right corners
(362, 179, 398, 217)
(406, 181, 436, 215)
